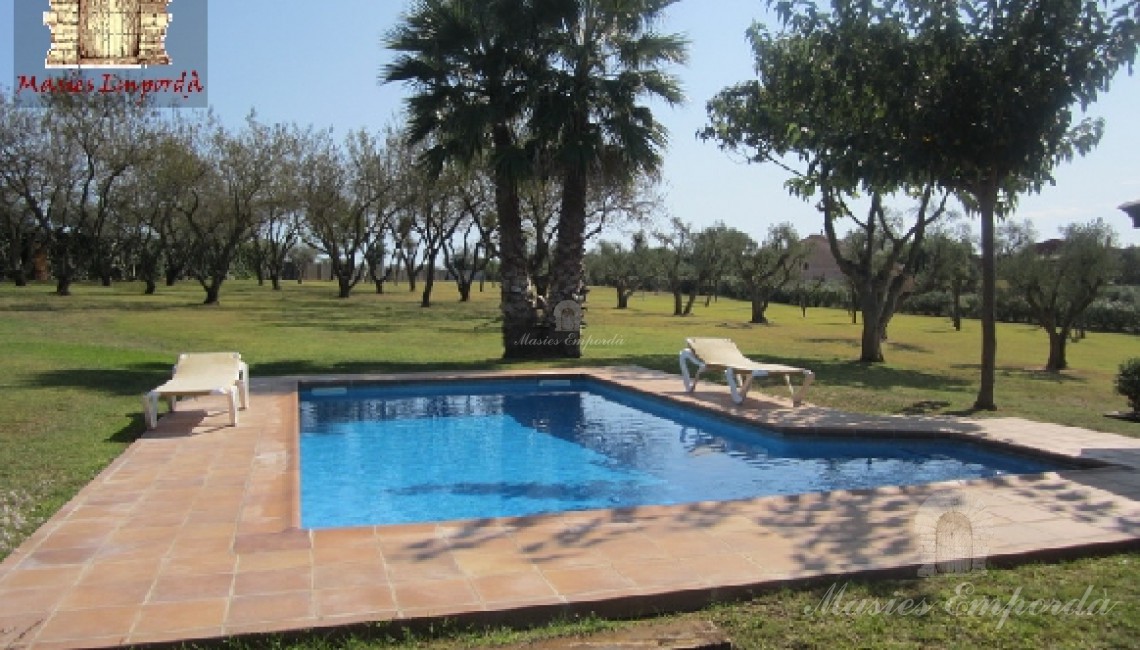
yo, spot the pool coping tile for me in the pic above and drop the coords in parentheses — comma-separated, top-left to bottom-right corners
(2, 366, 1140, 648)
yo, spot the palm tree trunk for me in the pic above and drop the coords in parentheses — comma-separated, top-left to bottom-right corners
(546, 166, 589, 358)
(493, 127, 537, 360)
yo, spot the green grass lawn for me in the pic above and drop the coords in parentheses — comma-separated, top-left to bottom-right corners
(1, 279, 1138, 649)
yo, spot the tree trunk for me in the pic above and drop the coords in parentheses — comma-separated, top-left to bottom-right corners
(337, 275, 352, 299)
(143, 278, 156, 295)
(402, 255, 418, 292)
(683, 290, 698, 315)
(951, 284, 962, 331)
(545, 164, 589, 358)
(457, 280, 472, 302)
(270, 273, 282, 291)
(421, 259, 436, 308)
(7, 236, 29, 285)
(616, 286, 630, 309)
(55, 255, 73, 296)
(531, 236, 551, 302)
(203, 280, 221, 305)
(494, 126, 539, 360)
(672, 289, 684, 316)
(1046, 328, 1068, 372)
(974, 183, 999, 410)
(859, 288, 885, 362)
(750, 299, 769, 324)
(6, 227, 27, 286)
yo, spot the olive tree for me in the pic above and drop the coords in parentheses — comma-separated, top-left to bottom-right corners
(299, 128, 392, 299)
(590, 232, 651, 309)
(737, 223, 806, 324)
(1002, 219, 1119, 372)
(704, 3, 952, 362)
(186, 115, 286, 305)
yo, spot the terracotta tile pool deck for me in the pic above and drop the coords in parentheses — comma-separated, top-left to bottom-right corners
(3, 366, 1140, 648)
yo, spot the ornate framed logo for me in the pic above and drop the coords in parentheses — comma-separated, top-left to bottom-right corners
(44, 0, 173, 68)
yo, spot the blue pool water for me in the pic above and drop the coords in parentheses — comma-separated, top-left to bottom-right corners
(298, 379, 1065, 529)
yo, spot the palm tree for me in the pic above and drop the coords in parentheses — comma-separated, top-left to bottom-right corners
(536, 0, 687, 356)
(384, 0, 566, 358)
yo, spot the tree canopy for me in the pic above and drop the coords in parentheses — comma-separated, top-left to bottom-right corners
(704, 0, 1137, 401)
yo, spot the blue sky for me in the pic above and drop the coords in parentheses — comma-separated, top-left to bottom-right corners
(4, 0, 1138, 246)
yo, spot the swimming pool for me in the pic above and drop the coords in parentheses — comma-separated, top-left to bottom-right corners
(298, 378, 1066, 529)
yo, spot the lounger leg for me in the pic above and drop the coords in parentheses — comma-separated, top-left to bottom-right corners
(143, 392, 158, 429)
(228, 387, 239, 426)
(679, 350, 706, 393)
(238, 362, 250, 409)
(789, 371, 815, 407)
(740, 372, 757, 397)
(725, 369, 762, 405)
(725, 369, 745, 404)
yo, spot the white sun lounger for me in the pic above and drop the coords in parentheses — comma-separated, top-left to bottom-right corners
(679, 337, 814, 406)
(143, 352, 249, 429)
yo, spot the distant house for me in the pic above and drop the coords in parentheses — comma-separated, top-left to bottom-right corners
(797, 233, 918, 293)
(1034, 238, 1066, 256)
(798, 234, 847, 284)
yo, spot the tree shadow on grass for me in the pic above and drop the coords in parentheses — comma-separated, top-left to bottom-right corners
(24, 363, 171, 397)
(948, 363, 1087, 384)
(885, 341, 933, 354)
(589, 352, 972, 394)
(897, 400, 953, 415)
(251, 358, 511, 377)
(107, 414, 147, 444)
(803, 337, 859, 347)
(24, 348, 975, 398)
(17, 366, 160, 445)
